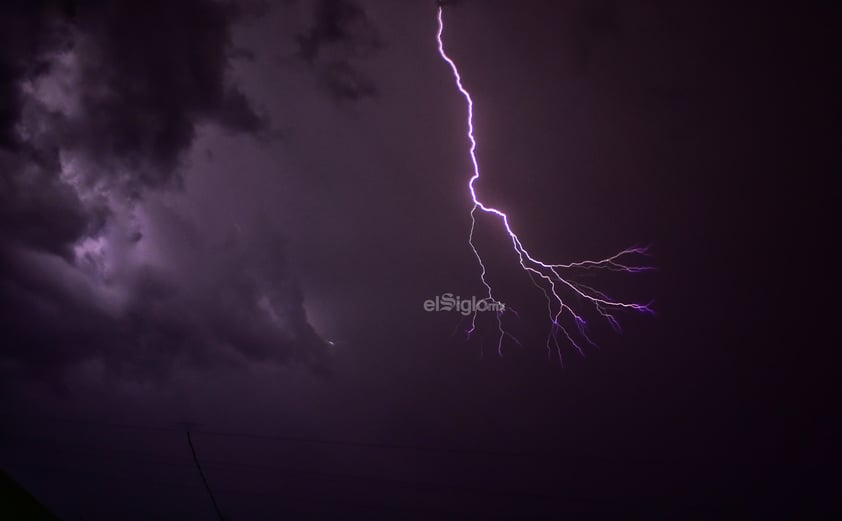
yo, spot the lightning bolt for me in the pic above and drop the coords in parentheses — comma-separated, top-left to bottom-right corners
(435, 7, 653, 365)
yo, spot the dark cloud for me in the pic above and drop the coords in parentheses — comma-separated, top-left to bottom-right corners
(0, 0, 326, 379)
(295, 0, 381, 100)
(0, 1, 62, 149)
(66, 0, 265, 185)
(1, 0, 265, 246)
(1, 218, 327, 379)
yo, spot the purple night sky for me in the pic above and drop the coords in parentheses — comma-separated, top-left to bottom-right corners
(0, 1, 838, 519)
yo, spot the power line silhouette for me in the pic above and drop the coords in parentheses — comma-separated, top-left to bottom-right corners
(186, 430, 226, 521)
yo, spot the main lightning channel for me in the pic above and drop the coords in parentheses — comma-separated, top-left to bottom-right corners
(435, 8, 653, 364)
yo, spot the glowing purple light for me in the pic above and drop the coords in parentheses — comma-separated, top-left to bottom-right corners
(435, 8, 653, 364)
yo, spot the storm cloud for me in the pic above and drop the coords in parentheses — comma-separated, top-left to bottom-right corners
(295, 0, 381, 100)
(0, 0, 329, 380)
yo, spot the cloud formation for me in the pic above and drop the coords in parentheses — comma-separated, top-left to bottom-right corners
(0, 0, 327, 381)
(296, 0, 381, 100)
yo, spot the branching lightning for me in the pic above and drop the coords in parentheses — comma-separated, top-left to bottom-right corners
(435, 7, 653, 365)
